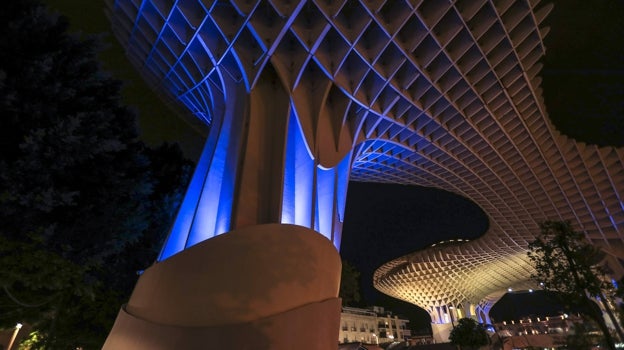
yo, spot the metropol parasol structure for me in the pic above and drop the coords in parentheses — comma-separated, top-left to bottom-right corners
(103, 0, 624, 348)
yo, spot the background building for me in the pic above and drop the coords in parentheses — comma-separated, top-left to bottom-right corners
(339, 306, 410, 344)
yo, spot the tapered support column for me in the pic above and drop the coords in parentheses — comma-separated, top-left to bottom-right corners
(103, 224, 342, 349)
(105, 65, 354, 348)
(158, 67, 353, 261)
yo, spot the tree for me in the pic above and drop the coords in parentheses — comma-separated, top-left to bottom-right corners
(0, 0, 191, 348)
(449, 318, 489, 350)
(339, 259, 361, 306)
(527, 220, 623, 350)
(566, 320, 604, 349)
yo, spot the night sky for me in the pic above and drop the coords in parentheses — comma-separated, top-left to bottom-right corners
(540, 0, 624, 147)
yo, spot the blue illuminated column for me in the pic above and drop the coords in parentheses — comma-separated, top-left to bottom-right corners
(476, 303, 493, 325)
(104, 0, 362, 346)
(104, 62, 354, 350)
(159, 69, 352, 260)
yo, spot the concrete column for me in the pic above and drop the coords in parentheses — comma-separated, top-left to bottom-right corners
(158, 65, 353, 260)
(431, 322, 453, 343)
(105, 64, 354, 348)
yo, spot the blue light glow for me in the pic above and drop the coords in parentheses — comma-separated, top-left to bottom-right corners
(316, 166, 335, 241)
(158, 69, 353, 260)
(476, 305, 492, 325)
(281, 107, 314, 227)
(281, 104, 353, 249)
(158, 73, 246, 261)
(159, 139, 214, 260)
(122, 0, 355, 260)
(332, 154, 352, 248)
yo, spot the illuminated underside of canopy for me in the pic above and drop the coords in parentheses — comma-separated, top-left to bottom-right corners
(109, 0, 624, 319)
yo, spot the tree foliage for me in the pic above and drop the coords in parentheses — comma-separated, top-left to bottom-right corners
(0, 0, 192, 348)
(449, 318, 489, 350)
(566, 321, 604, 349)
(527, 221, 610, 297)
(527, 221, 619, 350)
(339, 259, 361, 307)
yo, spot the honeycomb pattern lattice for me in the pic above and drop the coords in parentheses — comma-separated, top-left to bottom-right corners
(109, 0, 624, 316)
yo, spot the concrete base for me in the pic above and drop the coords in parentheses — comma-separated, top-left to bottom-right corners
(104, 298, 341, 350)
(103, 224, 342, 349)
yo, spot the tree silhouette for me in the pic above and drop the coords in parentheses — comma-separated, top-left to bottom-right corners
(449, 318, 489, 350)
(339, 259, 361, 307)
(0, 0, 191, 348)
(528, 220, 622, 349)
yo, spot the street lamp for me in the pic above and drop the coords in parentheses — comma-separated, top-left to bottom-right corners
(7, 323, 22, 350)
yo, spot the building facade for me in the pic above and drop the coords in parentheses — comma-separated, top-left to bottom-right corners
(339, 306, 410, 344)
